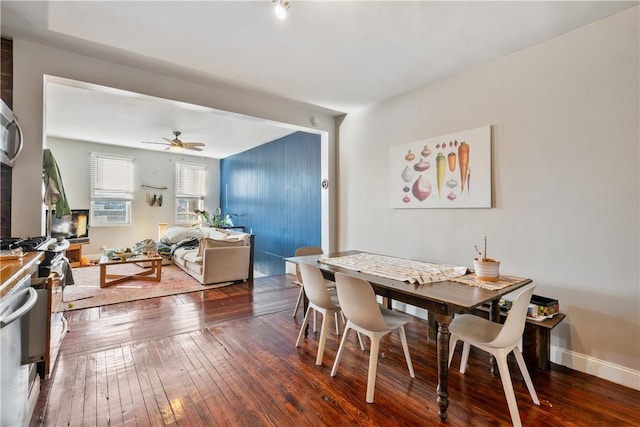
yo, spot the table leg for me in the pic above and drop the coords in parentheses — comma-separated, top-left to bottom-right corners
(435, 313, 453, 421)
(426, 311, 437, 343)
(489, 299, 500, 376)
(522, 323, 538, 376)
(303, 292, 309, 338)
(99, 264, 106, 288)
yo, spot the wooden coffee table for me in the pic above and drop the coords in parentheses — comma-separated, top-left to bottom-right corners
(99, 255, 163, 288)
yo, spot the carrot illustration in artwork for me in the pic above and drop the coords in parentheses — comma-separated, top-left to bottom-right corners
(467, 168, 471, 194)
(436, 153, 446, 197)
(458, 142, 469, 192)
(447, 152, 456, 172)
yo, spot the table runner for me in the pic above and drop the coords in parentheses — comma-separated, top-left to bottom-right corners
(318, 253, 468, 284)
(449, 273, 529, 290)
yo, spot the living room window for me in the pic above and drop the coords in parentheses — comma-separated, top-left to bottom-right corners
(175, 162, 205, 224)
(90, 153, 134, 226)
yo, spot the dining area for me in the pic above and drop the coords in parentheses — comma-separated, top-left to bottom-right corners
(287, 249, 539, 427)
(30, 252, 638, 426)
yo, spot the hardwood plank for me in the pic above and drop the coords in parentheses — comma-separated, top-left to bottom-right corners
(189, 329, 283, 425)
(164, 336, 215, 425)
(147, 338, 206, 427)
(31, 274, 640, 427)
(108, 347, 134, 426)
(67, 355, 87, 427)
(120, 345, 154, 426)
(129, 342, 169, 426)
(174, 332, 232, 426)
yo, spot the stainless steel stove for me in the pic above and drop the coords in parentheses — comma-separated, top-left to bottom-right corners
(1, 236, 72, 382)
(1, 236, 70, 277)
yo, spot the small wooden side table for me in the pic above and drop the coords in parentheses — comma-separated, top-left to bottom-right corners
(99, 255, 163, 288)
(66, 241, 89, 267)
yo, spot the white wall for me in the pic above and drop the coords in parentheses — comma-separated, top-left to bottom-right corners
(47, 137, 219, 256)
(10, 39, 337, 247)
(338, 8, 639, 388)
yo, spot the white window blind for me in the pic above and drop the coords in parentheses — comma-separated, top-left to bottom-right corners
(91, 153, 134, 199)
(90, 153, 134, 226)
(175, 163, 205, 198)
(175, 163, 205, 224)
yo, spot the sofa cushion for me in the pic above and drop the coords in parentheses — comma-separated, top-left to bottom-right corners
(206, 228, 250, 244)
(197, 236, 244, 257)
(161, 226, 203, 245)
(181, 249, 203, 264)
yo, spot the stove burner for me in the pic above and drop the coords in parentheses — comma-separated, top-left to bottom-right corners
(19, 236, 50, 252)
(0, 237, 24, 250)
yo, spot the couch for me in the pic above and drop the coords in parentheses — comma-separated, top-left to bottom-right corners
(162, 226, 254, 286)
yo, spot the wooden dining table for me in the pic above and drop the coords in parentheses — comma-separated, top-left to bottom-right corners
(285, 250, 532, 421)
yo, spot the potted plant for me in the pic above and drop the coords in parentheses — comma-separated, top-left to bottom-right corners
(473, 236, 500, 281)
(194, 208, 237, 228)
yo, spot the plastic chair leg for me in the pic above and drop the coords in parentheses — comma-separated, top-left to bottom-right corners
(460, 342, 471, 374)
(316, 310, 331, 365)
(292, 285, 304, 317)
(366, 337, 380, 403)
(398, 326, 415, 377)
(331, 327, 351, 376)
(495, 353, 522, 427)
(513, 348, 540, 405)
(295, 307, 312, 347)
(356, 331, 365, 351)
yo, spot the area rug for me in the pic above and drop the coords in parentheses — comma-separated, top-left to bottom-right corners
(63, 263, 230, 311)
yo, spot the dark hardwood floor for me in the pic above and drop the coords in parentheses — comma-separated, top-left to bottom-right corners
(31, 274, 639, 426)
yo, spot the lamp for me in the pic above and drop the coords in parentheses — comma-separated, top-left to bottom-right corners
(158, 223, 168, 240)
(273, 0, 289, 20)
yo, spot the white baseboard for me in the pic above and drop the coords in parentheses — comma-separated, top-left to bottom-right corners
(285, 260, 296, 275)
(551, 345, 640, 391)
(396, 302, 640, 391)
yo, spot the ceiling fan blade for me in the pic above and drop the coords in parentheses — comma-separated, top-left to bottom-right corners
(142, 141, 170, 145)
(155, 132, 204, 151)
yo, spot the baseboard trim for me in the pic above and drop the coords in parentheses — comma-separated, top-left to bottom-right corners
(551, 345, 640, 391)
(388, 302, 640, 391)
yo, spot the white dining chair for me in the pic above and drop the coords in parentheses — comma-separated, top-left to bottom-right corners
(292, 247, 332, 312)
(331, 272, 415, 403)
(448, 283, 539, 427)
(295, 262, 343, 366)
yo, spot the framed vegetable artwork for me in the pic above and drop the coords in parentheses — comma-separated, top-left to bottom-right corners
(390, 125, 492, 208)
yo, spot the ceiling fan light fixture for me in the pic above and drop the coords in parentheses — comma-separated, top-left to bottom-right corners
(274, 0, 289, 20)
(142, 130, 206, 152)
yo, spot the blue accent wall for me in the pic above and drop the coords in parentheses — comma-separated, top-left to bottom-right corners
(220, 131, 321, 276)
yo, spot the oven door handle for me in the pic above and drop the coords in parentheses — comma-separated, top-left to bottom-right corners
(0, 287, 38, 328)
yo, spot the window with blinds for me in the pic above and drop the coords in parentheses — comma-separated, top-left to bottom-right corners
(90, 153, 134, 226)
(175, 162, 205, 224)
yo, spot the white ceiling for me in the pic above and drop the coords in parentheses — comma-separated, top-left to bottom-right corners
(44, 76, 300, 159)
(2, 1, 637, 158)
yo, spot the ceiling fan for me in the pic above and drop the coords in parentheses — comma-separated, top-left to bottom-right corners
(142, 131, 205, 152)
